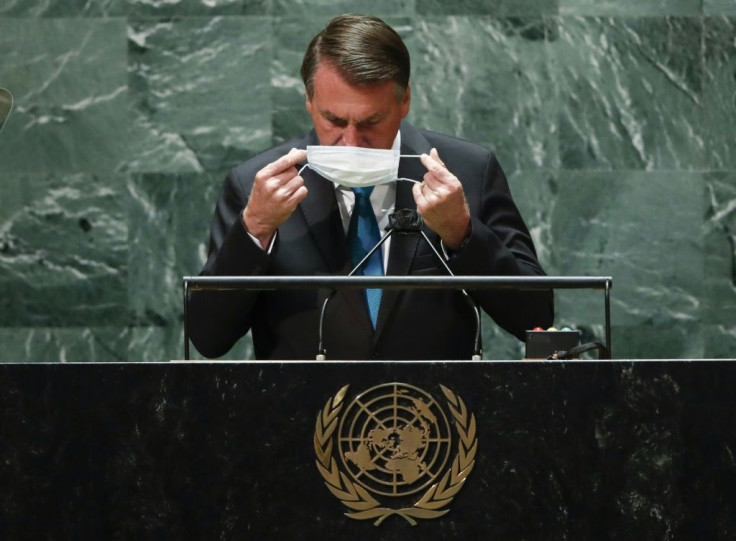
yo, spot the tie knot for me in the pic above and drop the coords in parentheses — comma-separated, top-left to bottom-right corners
(352, 186, 374, 199)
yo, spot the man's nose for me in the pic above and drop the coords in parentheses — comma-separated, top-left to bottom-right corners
(340, 124, 359, 146)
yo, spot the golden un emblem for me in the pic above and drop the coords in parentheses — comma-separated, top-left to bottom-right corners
(314, 383, 477, 526)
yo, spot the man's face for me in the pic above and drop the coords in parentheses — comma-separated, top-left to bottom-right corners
(305, 62, 411, 149)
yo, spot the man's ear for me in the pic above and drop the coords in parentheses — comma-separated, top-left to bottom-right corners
(401, 84, 411, 118)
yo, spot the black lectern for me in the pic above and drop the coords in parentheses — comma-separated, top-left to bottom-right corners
(10, 276, 735, 538)
(1, 359, 735, 539)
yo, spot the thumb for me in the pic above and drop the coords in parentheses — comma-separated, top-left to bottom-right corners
(430, 147, 445, 167)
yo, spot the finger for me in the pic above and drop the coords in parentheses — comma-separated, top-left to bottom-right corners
(412, 180, 425, 203)
(259, 163, 302, 193)
(430, 147, 445, 167)
(420, 152, 451, 188)
(420, 148, 446, 173)
(412, 181, 432, 208)
(276, 174, 304, 200)
(289, 147, 307, 164)
(268, 167, 299, 185)
(262, 148, 307, 177)
(288, 185, 309, 206)
(422, 171, 449, 196)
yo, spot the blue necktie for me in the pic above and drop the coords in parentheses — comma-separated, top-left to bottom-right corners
(347, 187, 383, 328)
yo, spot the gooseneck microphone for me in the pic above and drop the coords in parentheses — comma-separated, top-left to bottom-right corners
(316, 209, 483, 361)
(0, 88, 13, 135)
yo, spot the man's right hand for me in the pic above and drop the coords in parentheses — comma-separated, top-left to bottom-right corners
(242, 148, 308, 250)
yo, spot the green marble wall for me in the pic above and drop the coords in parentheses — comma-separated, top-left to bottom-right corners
(0, 1, 734, 361)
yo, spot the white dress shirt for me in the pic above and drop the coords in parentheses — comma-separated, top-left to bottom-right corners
(332, 131, 400, 272)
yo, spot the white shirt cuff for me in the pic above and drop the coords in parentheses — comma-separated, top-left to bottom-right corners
(247, 230, 277, 254)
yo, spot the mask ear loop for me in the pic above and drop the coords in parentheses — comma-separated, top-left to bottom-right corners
(396, 154, 424, 184)
(297, 163, 309, 175)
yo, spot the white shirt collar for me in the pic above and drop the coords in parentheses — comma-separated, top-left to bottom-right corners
(391, 130, 401, 152)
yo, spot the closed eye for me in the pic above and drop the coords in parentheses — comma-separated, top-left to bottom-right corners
(356, 117, 382, 129)
(322, 112, 347, 128)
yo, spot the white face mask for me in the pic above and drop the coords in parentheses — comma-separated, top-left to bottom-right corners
(302, 145, 420, 188)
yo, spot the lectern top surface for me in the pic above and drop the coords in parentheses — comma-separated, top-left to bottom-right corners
(3, 358, 735, 365)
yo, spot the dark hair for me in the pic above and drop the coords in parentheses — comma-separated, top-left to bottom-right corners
(301, 14, 411, 101)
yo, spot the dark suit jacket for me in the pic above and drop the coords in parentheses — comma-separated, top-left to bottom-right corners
(188, 121, 553, 360)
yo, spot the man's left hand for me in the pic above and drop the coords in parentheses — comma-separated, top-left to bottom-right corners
(413, 148, 471, 250)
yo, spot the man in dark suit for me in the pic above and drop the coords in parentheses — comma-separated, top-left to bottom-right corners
(188, 14, 553, 360)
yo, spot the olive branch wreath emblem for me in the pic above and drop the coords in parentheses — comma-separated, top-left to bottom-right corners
(313, 384, 477, 526)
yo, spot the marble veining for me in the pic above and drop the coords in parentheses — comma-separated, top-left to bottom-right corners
(0, 4, 734, 361)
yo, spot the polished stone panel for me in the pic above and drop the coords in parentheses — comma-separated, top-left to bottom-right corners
(612, 323, 704, 359)
(0, 173, 129, 327)
(1, 361, 735, 537)
(0, 325, 253, 363)
(704, 172, 736, 325)
(509, 167, 731, 360)
(412, 17, 558, 174)
(416, 0, 558, 16)
(271, 17, 331, 145)
(560, 0, 702, 15)
(127, 16, 272, 173)
(507, 169, 556, 270)
(481, 317, 526, 359)
(705, 0, 736, 14)
(704, 324, 736, 358)
(0, 0, 125, 16)
(0, 18, 129, 175)
(1, 6, 734, 362)
(556, 17, 705, 170)
(126, 0, 263, 17)
(127, 172, 221, 327)
(126, 170, 258, 360)
(0, 327, 130, 362)
(507, 169, 613, 351)
(272, 0, 415, 16)
(549, 171, 703, 351)
(130, 326, 254, 361)
(703, 16, 736, 169)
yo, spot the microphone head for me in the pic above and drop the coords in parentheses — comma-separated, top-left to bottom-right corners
(0, 88, 13, 134)
(386, 208, 423, 234)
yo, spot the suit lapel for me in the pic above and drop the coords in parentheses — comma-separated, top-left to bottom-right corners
(299, 167, 348, 274)
(295, 131, 347, 274)
(375, 122, 433, 337)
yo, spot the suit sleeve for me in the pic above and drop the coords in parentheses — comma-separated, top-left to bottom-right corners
(446, 151, 554, 340)
(187, 168, 270, 358)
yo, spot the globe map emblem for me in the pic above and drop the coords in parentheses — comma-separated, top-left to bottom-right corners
(337, 383, 452, 497)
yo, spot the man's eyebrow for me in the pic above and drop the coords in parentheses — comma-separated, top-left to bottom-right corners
(357, 112, 387, 125)
(321, 110, 345, 122)
(320, 109, 386, 124)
